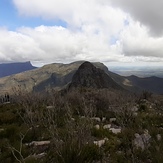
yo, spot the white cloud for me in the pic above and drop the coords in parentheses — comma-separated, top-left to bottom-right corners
(0, 25, 125, 64)
(120, 20, 163, 58)
(13, 0, 126, 35)
(0, 0, 162, 66)
(0, 28, 44, 62)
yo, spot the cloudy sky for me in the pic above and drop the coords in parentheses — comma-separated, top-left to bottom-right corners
(0, 0, 163, 67)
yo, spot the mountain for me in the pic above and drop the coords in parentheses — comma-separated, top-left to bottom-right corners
(68, 61, 122, 90)
(0, 61, 162, 95)
(33, 61, 112, 92)
(107, 71, 163, 94)
(126, 75, 163, 94)
(110, 66, 163, 78)
(0, 61, 109, 94)
(0, 61, 36, 78)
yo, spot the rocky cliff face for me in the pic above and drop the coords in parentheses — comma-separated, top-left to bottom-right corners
(68, 61, 122, 90)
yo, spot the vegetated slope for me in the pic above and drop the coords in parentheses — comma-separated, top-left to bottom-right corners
(109, 72, 163, 94)
(68, 61, 123, 90)
(0, 61, 36, 78)
(107, 71, 143, 93)
(0, 61, 109, 94)
(126, 75, 163, 94)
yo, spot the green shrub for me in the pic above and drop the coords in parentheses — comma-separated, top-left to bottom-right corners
(139, 104, 148, 112)
(0, 112, 17, 124)
(2, 124, 20, 140)
(91, 127, 114, 138)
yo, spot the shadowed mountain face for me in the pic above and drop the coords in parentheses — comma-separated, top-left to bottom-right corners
(0, 61, 36, 78)
(68, 62, 122, 90)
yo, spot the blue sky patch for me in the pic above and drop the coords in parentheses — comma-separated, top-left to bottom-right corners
(0, 0, 67, 30)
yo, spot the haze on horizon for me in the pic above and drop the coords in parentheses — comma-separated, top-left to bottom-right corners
(0, 0, 163, 67)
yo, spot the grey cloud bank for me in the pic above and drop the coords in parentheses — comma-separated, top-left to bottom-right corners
(111, 0, 163, 36)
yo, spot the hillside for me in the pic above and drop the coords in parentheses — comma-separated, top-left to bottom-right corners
(0, 61, 109, 94)
(0, 84, 163, 162)
(0, 61, 162, 94)
(126, 75, 163, 94)
(0, 61, 163, 162)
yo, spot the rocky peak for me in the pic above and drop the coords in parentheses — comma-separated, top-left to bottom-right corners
(68, 61, 122, 90)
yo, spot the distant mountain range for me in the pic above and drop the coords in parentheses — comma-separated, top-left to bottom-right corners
(0, 61, 162, 95)
(126, 75, 163, 94)
(0, 61, 36, 78)
(110, 67, 163, 78)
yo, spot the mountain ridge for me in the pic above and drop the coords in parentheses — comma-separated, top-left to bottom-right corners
(0, 61, 36, 78)
(0, 61, 109, 94)
(0, 61, 162, 94)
